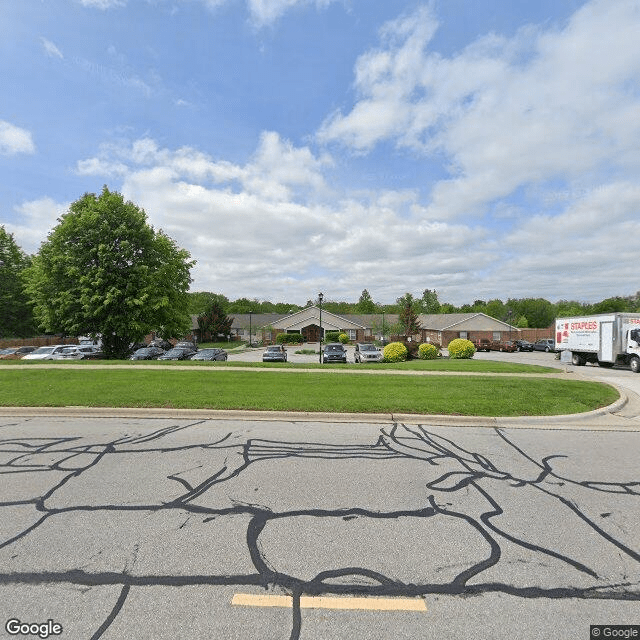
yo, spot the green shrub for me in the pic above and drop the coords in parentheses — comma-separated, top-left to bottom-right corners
(338, 333, 349, 344)
(325, 331, 341, 343)
(418, 343, 440, 360)
(447, 338, 476, 359)
(383, 341, 408, 363)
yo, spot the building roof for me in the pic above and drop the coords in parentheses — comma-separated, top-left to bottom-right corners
(191, 308, 517, 333)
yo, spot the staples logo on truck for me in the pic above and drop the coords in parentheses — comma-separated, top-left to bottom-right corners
(555, 319, 599, 350)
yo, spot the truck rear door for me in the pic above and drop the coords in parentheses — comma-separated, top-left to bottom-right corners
(599, 321, 614, 361)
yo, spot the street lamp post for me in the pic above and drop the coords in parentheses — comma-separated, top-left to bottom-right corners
(318, 292, 323, 363)
(382, 311, 385, 343)
(249, 311, 252, 347)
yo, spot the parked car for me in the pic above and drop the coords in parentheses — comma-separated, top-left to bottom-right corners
(514, 339, 534, 352)
(158, 346, 197, 361)
(473, 339, 491, 352)
(148, 338, 173, 351)
(174, 341, 197, 351)
(262, 345, 287, 362)
(22, 345, 68, 360)
(53, 345, 102, 360)
(82, 349, 106, 360)
(533, 338, 556, 352)
(354, 343, 382, 363)
(489, 340, 518, 352)
(130, 346, 165, 360)
(322, 343, 347, 363)
(190, 348, 227, 361)
(0, 346, 37, 359)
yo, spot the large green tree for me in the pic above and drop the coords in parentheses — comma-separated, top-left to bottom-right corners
(419, 288, 441, 314)
(0, 226, 35, 338)
(25, 187, 194, 358)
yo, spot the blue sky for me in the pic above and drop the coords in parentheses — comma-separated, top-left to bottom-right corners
(1, 0, 639, 306)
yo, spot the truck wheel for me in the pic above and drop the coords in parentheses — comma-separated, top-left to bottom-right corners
(571, 353, 585, 366)
(631, 357, 640, 373)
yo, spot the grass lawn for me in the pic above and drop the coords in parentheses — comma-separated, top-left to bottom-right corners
(0, 368, 618, 416)
(0, 359, 558, 373)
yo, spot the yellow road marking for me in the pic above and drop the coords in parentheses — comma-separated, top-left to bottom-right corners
(231, 593, 427, 612)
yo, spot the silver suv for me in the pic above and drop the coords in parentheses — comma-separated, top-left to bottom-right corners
(354, 343, 382, 363)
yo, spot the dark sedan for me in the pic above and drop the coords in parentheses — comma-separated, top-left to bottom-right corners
(515, 339, 534, 352)
(322, 343, 347, 363)
(130, 346, 165, 360)
(0, 346, 37, 359)
(158, 347, 197, 361)
(190, 348, 228, 361)
(262, 345, 287, 362)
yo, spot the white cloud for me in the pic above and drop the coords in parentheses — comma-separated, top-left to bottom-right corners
(40, 37, 64, 59)
(77, 0, 126, 8)
(318, 0, 640, 224)
(245, 0, 337, 27)
(73, 134, 486, 303)
(69, 118, 640, 305)
(0, 121, 35, 156)
(6, 198, 68, 254)
(184, 0, 339, 26)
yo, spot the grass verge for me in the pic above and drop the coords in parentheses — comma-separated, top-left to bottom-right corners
(0, 369, 618, 416)
(0, 359, 558, 373)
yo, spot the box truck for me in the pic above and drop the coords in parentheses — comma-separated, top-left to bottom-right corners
(555, 313, 640, 372)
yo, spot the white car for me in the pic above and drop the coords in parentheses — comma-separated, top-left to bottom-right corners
(354, 343, 383, 363)
(52, 345, 100, 360)
(22, 345, 68, 360)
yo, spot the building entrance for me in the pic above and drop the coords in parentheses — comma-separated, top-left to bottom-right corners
(302, 324, 324, 343)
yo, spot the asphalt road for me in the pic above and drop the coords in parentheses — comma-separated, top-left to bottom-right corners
(1, 415, 638, 639)
(0, 349, 639, 639)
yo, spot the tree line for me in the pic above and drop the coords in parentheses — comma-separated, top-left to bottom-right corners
(188, 288, 640, 330)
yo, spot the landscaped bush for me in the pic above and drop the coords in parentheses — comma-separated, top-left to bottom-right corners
(447, 338, 476, 359)
(383, 341, 408, 363)
(418, 343, 440, 360)
(325, 331, 341, 343)
(276, 333, 304, 345)
(338, 333, 349, 344)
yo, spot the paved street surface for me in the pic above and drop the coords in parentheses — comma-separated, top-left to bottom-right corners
(0, 408, 638, 639)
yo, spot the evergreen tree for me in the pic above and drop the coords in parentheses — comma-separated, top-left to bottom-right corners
(197, 298, 233, 341)
(356, 289, 376, 313)
(397, 293, 422, 337)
